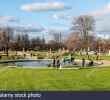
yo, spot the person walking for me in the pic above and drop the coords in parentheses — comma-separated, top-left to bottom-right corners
(52, 57, 56, 68)
(95, 52, 99, 61)
(88, 59, 94, 67)
(82, 58, 85, 67)
(56, 57, 60, 68)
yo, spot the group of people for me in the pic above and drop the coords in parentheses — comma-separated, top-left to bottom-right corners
(52, 57, 60, 68)
(82, 58, 94, 67)
(52, 57, 94, 68)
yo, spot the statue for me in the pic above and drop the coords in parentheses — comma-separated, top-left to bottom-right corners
(108, 50, 110, 56)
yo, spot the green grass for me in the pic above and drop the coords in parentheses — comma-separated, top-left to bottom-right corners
(73, 55, 110, 60)
(99, 55, 110, 60)
(0, 67, 110, 91)
(0, 55, 9, 60)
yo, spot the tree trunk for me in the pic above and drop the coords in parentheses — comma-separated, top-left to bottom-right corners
(6, 47, 9, 56)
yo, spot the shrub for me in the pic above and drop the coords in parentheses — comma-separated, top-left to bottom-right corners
(37, 54, 44, 59)
(16, 55, 25, 59)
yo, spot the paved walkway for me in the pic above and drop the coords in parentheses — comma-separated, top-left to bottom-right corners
(97, 60, 110, 67)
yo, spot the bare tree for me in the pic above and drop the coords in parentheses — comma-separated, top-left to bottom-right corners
(53, 33, 62, 43)
(51, 32, 63, 50)
(71, 15, 95, 54)
(64, 32, 81, 50)
(0, 27, 14, 56)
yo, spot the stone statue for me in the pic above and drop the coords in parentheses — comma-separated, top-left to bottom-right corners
(108, 50, 110, 56)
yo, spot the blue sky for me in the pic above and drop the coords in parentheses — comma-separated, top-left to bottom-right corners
(0, 0, 110, 39)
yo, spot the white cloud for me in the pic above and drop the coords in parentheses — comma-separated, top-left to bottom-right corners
(52, 13, 73, 20)
(21, 2, 71, 12)
(13, 24, 45, 33)
(106, 2, 110, 10)
(0, 15, 19, 22)
(40, 29, 50, 35)
(0, 23, 47, 34)
(88, 2, 110, 35)
(52, 2, 110, 36)
(52, 2, 110, 34)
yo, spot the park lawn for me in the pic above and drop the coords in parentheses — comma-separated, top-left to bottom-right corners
(99, 55, 110, 60)
(0, 67, 110, 91)
(74, 55, 110, 60)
